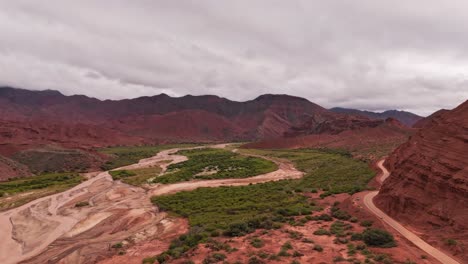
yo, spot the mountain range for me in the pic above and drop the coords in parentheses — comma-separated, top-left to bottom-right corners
(0, 86, 419, 178)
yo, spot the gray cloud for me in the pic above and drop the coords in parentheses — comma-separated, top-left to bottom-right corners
(0, 0, 468, 116)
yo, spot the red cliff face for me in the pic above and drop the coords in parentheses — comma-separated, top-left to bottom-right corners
(245, 114, 413, 160)
(375, 100, 468, 254)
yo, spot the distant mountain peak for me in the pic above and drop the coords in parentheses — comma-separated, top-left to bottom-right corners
(329, 107, 422, 127)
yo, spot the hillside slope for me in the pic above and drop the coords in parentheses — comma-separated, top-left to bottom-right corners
(330, 107, 423, 127)
(244, 115, 413, 160)
(375, 100, 468, 258)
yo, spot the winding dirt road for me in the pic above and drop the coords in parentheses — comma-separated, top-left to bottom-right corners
(364, 160, 461, 264)
(0, 145, 303, 264)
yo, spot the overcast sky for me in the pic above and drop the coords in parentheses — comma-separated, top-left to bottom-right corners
(1, 1, 468, 115)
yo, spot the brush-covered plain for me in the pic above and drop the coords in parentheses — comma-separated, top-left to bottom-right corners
(150, 148, 375, 262)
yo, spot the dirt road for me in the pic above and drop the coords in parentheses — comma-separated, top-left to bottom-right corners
(364, 160, 461, 264)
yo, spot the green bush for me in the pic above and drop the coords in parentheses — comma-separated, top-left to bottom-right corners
(360, 220, 374, 227)
(313, 245, 323, 252)
(330, 221, 353, 237)
(331, 207, 351, 220)
(362, 229, 396, 248)
(446, 239, 458, 246)
(248, 256, 265, 264)
(313, 228, 331, 236)
(250, 237, 265, 248)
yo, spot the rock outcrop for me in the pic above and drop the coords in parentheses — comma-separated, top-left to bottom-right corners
(330, 107, 423, 127)
(375, 100, 468, 255)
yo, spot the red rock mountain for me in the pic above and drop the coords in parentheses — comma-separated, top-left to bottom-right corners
(330, 107, 423, 127)
(0, 87, 326, 153)
(244, 114, 413, 160)
(375, 100, 468, 257)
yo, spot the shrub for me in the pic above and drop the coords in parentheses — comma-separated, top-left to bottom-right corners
(331, 207, 351, 220)
(315, 214, 333, 221)
(313, 245, 323, 252)
(293, 251, 304, 257)
(360, 220, 373, 227)
(330, 221, 352, 237)
(248, 256, 265, 264)
(313, 228, 331, 236)
(362, 229, 396, 248)
(446, 239, 458, 246)
(111, 242, 123, 248)
(142, 256, 157, 264)
(250, 237, 264, 248)
(212, 253, 226, 261)
(282, 241, 293, 250)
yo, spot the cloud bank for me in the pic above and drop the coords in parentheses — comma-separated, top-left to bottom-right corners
(1, 0, 468, 115)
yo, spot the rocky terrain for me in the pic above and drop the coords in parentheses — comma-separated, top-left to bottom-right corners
(330, 107, 423, 127)
(375, 100, 468, 260)
(245, 116, 414, 160)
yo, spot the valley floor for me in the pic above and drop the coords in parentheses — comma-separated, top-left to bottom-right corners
(0, 144, 461, 264)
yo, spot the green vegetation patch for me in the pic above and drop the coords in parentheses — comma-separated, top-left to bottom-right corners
(110, 167, 161, 186)
(153, 148, 277, 184)
(0, 172, 84, 210)
(99, 144, 199, 170)
(0, 172, 83, 196)
(361, 228, 396, 248)
(238, 148, 375, 196)
(152, 183, 314, 232)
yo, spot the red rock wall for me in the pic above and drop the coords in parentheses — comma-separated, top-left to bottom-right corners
(375, 100, 468, 247)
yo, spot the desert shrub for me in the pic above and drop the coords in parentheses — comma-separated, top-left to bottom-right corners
(313, 214, 333, 221)
(248, 256, 265, 264)
(250, 237, 264, 248)
(313, 245, 323, 252)
(362, 229, 396, 248)
(314, 228, 331, 236)
(330, 221, 353, 237)
(351, 232, 363, 241)
(331, 207, 351, 220)
(446, 239, 458, 246)
(142, 256, 157, 264)
(111, 242, 123, 248)
(360, 220, 374, 227)
(282, 241, 293, 250)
